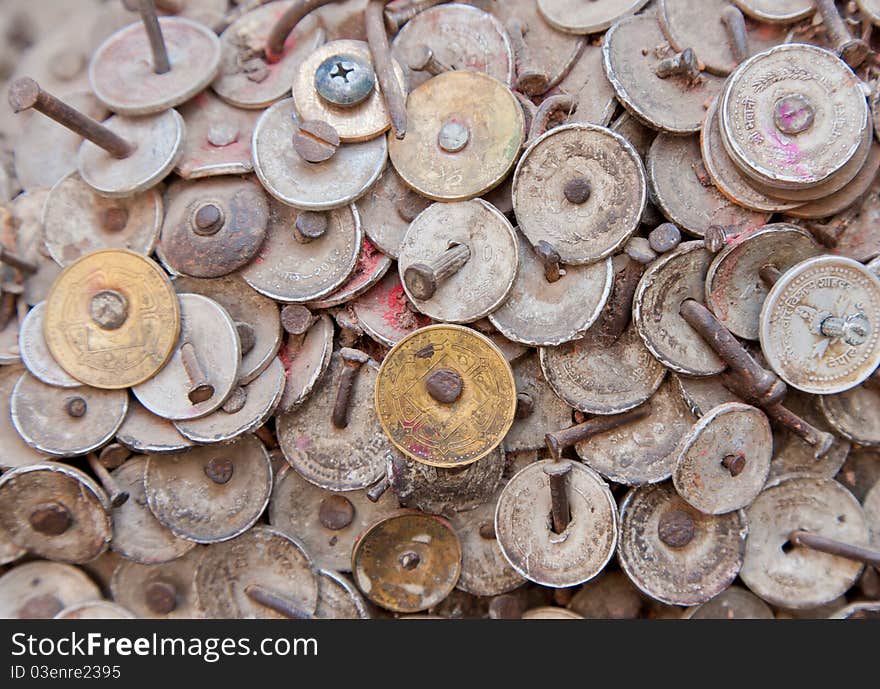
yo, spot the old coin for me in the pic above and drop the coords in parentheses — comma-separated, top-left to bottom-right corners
(11, 373, 127, 457)
(391, 3, 513, 91)
(132, 293, 240, 421)
(543, 43, 616, 127)
(0, 294, 23, 366)
(352, 270, 432, 347)
(537, 0, 650, 34)
(13, 91, 107, 191)
(173, 275, 281, 385)
(116, 398, 196, 455)
(576, 377, 695, 486)
(865, 480, 880, 547)
(43, 173, 162, 266)
(18, 302, 80, 388)
(0, 561, 102, 619)
(617, 482, 748, 606)
(356, 166, 430, 258)
(673, 402, 772, 515)
(818, 384, 880, 447)
(495, 459, 617, 588)
(293, 39, 404, 142)
(315, 569, 370, 619)
(829, 602, 880, 619)
(242, 199, 361, 302)
(44, 250, 179, 389)
(759, 255, 880, 394)
(682, 586, 774, 619)
(54, 601, 135, 620)
(6, 189, 62, 308)
(504, 354, 573, 453)
(307, 237, 392, 309)
(397, 200, 518, 323)
(278, 314, 334, 412)
(269, 464, 398, 573)
(521, 606, 583, 619)
(647, 134, 769, 238)
(160, 177, 269, 278)
(489, 232, 612, 346)
(109, 455, 196, 565)
(634, 241, 725, 376)
(387, 446, 506, 516)
(214, 1, 324, 109)
(111, 547, 204, 619)
(278, 351, 391, 490)
(388, 70, 524, 202)
(674, 372, 742, 417)
(740, 475, 869, 609)
(89, 16, 221, 115)
(351, 511, 462, 613)
(78, 109, 184, 198)
(0, 462, 110, 564)
(174, 357, 284, 444)
(145, 434, 272, 544)
(837, 449, 880, 502)
(375, 324, 516, 468)
(719, 44, 868, 190)
(603, 14, 724, 135)
(731, 0, 815, 23)
(252, 98, 388, 210)
(514, 123, 646, 265)
(0, 524, 25, 566)
(0, 365, 49, 469)
(195, 525, 318, 619)
(705, 224, 821, 340)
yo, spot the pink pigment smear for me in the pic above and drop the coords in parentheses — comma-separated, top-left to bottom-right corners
(765, 128, 811, 181)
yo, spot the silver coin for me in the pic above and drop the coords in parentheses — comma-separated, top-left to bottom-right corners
(18, 302, 80, 388)
(8, 190, 63, 307)
(504, 353, 573, 453)
(0, 561, 101, 619)
(731, 0, 814, 23)
(543, 43, 616, 127)
(306, 237, 393, 309)
(0, 366, 52, 469)
(278, 314, 334, 413)
(315, 569, 371, 619)
(819, 383, 880, 448)
(352, 270, 433, 348)
(116, 398, 196, 455)
(537, 0, 651, 34)
(673, 372, 742, 417)
(54, 601, 135, 620)
(356, 166, 429, 259)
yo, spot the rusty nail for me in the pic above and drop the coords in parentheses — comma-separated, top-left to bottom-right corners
(29, 501, 72, 536)
(204, 456, 234, 485)
(758, 263, 782, 287)
(332, 347, 370, 429)
(720, 5, 750, 64)
(515, 392, 534, 419)
(98, 443, 131, 470)
(366, 475, 390, 503)
(788, 530, 880, 567)
(264, 0, 337, 63)
(563, 176, 592, 205)
(399, 551, 421, 570)
(235, 321, 256, 356)
(144, 580, 178, 615)
(383, 0, 446, 34)
(425, 368, 463, 404)
(280, 304, 318, 336)
(244, 584, 312, 619)
(648, 223, 682, 254)
(292, 119, 340, 163)
(721, 453, 747, 477)
(407, 44, 453, 75)
(478, 521, 496, 540)
(192, 203, 224, 236)
(8, 77, 135, 159)
(65, 396, 87, 418)
(293, 211, 328, 244)
(654, 48, 702, 81)
(544, 460, 572, 534)
(318, 494, 355, 530)
(221, 386, 248, 414)
(0, 247, 37, 275)
(87, 452, 129, 508)
(813, 0, 870, 67)
(593, 257, 645, 344)
(544, 406, 651, 460)
(395, 188, 431, 222)
(802, 219, 845, 249)
(334, 309, 362, 348)
(533, 240, 565, 283)
(403, 242, 470, 301)
(136, 0, 171, 74)
(527, 93, 575, 143)
(507, 19, 550, 96)
(658, 509, 696, 548)
(704, 225, 734, 253)
(180, 341, 214, 405)
(366, 0, 407, 139)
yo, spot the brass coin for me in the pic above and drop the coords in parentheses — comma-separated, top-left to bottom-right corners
(351, 511, 462, 613)
(388, 70, 525, 202)
(375, 325, 517, 468)
(43, 249, 180, 390)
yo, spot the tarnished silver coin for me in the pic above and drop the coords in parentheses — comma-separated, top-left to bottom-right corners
(576, 377, 695, 486)
(837, 449, 880, 502)
(173, 275, 281, 386)
(617, 482, 748, 606)
(160, 176, 269, 278)
(11, 373, 127, 457)
(603, 14, 724, 134)
(174, 357, 284, 445)
(0, 367, 53, 469)
(177, 90, 260, 179)
(387, 446, 506, 516)
(109, 455, 197, 565)
(504, 354, 573, 453)
(568, 570, 643, 619)
(542, 44, 616, 127)
(720, 44, 869, 190)
(449, 487, 526, 597)
(194, 526, 318, 619)
(537, 0, 651, 34)
(495, 459, 617, 588)
(741, 475, 869, 609)
(277, 352, 391, 491)
(647, 134, 769, 238)
(513, 123, 646, 265)
(490, 233, 612, 346)
(315, 570, 370, 619)
(0, 462, 110, 564)
(252, 98, 387, 210)
(116, 399, 196, 455)
(18, 303, 79, 388)
(132, 293, 241, 421)
(111, 547, 204, 619)
(0, 561, 101, 619)
(705, 224, 821, 340)
(269, 464, 399, 573)
(241, 200, 361, 303)
(731, 0, 814, 23)
(77, 109, 184, 198)
(145, 434, 272, 544)
(352, 270, 432, 347)
(43, 173, 162, 266)
(818, 384, 880, 447)
(306, 237, 392, 309)
(54, 601, 135, 620)
(858, 0, 880, 25)
(829, 601, 880, 619)
(356, 167, 429, 259)
(278, 314, 334, 412)
(674, 372, 742, 417)
(673, 402, 772, 515)
(682, 586, 774, 619)
(397, 200, 518, 323)
(759, 255, 880, 394)
(634, 241, 725, 376)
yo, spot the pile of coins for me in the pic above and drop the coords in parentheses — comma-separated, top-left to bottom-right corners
(0, 0, 880, 620)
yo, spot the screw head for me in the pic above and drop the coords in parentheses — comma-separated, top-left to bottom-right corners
(314, 54, 376, 107)
(773, 94, 815, 135)
(437, 119, 470, 153)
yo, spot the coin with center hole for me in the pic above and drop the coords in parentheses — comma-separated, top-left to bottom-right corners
(0, 561, 102, 619)
(111, 546, 204, 619)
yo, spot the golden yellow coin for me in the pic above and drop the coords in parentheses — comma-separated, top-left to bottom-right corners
(43, 249, 180, 389)
(375, 324, 516, 467)
(388, 70, 525, 201)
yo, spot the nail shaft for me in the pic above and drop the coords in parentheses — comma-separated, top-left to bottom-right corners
(533, 240, 563, 283)
(407, 44, 453, 75)
(0, 247, 37, 275)
(244, 584, 312, 619)
(383, 0, 447, 33)
(758, 264, 782, 287)
(544, 460, 571, 534)
(813, 0, 870, 67)
(545, 405, 651, 459)
(528, 94, 575, 143)
(366, 0, 407, 139)
(762, 400, 835, 458)
(366, 475, 390, 502)
(720, 5, 750, 64)
(507, 19, 549, 96)
(403, 243, 470, 301)
(790, 530, 880, 567)
(87, 453, 129, 508)
(179, 342, 214, 405)
(331, 348, 369, 429)
(593, 257, 645, 344)
(265, 0, 337, 62)
(138, 0, 171, 74)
